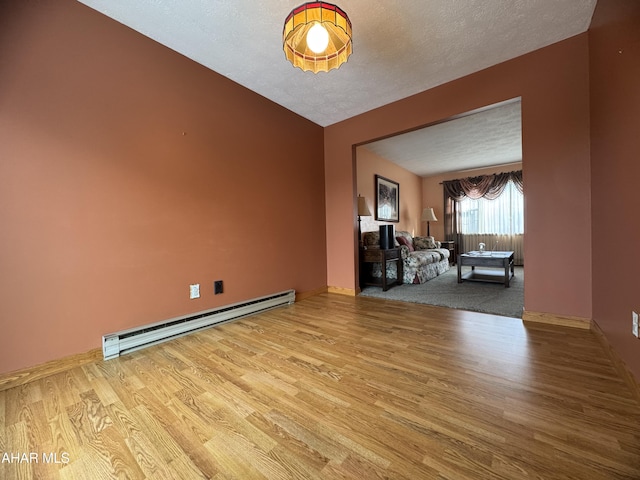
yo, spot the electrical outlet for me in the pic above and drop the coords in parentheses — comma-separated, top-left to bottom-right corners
(214, 280, 223, 295)
(633, 311, 639, 338)
(190, 284, 200, 299)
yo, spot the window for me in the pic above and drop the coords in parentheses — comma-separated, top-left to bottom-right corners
(458, 180, 524, 235)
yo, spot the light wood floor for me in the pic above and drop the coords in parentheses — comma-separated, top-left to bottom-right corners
(2, 293, 640, 479)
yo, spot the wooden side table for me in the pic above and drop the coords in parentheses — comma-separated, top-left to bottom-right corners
(440, 240, 456, 265)
(360, 247, 403, 291)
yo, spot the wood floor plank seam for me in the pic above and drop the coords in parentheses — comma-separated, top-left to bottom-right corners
(1, 293, 639, 479)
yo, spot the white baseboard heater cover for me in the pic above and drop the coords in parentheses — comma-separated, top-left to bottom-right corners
(102, 289, 295, 360)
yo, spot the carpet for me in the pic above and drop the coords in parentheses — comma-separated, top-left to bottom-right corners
(359, 265, 524, 318)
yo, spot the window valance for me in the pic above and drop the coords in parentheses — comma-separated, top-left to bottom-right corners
(443, 170, 523, 201)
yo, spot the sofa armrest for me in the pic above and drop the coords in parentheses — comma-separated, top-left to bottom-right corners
(398, 244, 411, 260)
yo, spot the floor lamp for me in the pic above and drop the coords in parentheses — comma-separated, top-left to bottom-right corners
(421, 207, 438, 237)
(357, 195, 372, 246)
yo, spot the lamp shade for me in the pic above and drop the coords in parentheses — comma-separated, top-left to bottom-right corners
(357, 196, 372, 216)
(421, 207, 438, 222)
(283, 2, 352, 73)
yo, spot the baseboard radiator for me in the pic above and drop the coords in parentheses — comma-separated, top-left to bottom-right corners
(102, 289, 295, 360)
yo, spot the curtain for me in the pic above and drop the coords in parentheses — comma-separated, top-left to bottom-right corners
(443, 170, 523, 201)
(443, 171, 524, 265)
(458, 180, 523, 235)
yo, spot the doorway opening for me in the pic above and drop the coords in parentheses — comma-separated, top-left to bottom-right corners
(355, 98, 524, 318)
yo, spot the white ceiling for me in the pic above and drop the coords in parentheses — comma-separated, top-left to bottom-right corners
(361, 99, 523, 177)
(76, 0, 596, 128)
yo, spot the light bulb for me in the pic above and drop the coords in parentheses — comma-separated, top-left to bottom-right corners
(306, 23, 329, 54)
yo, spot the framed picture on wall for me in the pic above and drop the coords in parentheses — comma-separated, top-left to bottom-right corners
(375, 175, 399, 222)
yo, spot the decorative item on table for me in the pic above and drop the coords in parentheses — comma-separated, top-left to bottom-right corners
(357, 195, 372, 247)
(421, 207, 438, 236)
(379, 225, 395, 249)
(479, 242, 485, 252)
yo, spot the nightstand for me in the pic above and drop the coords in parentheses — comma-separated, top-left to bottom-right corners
(360, 247, 403, 291)
(440, 240, 456, 265)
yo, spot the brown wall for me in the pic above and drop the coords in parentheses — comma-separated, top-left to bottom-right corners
(325, 34, 592, 320)
(589, 1, 640, 379)
(356, 147, 423, 238)
(4, 1, 636, 382)
(422, 162, 523, 242)
(0, 1, 326, 374)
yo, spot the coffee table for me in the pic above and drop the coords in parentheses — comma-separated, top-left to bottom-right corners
(457, 251, 515, 287)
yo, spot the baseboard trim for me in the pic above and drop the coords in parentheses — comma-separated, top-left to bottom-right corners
(522, 310, 592, 329)
(591, 320, 640, 404)
(328, 286, 358, 296)
(0, 348, 102, 392)
(295, 287, 328, 301)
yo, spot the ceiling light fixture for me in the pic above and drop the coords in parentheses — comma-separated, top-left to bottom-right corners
(283, 2, 352, 73)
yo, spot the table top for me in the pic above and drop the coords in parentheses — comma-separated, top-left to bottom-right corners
(361, 247, 400, 262)
(460, 251, 514, 259)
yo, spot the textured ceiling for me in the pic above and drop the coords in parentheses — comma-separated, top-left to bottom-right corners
(361, 99, 523, 177)
(76, 0, 596, 128)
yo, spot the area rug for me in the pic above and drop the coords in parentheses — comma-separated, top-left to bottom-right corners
(359, 266, 524, 318)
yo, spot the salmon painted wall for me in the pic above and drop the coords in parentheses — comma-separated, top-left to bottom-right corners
(0, 1, 326, 374)
(589, 1, 640, 379)
(356, 147, 423, 239)
(422, 162, 523, 241)
(325, 35, 591, 319)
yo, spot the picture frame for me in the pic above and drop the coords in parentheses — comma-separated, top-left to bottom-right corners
(375, 175, 399, 222)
